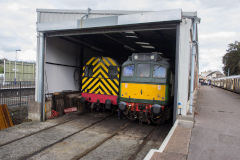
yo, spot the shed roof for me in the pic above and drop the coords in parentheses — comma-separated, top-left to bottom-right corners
(36, 9, 196, 32)
(36, 9, 148, 15)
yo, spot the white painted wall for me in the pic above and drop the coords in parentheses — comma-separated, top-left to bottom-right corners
(45, 37, 79, 93)
(177, 18, 192, 115)
(44, 37, 100, 94)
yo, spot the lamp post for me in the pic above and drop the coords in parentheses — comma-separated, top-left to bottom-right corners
(14, 49, 21, 82)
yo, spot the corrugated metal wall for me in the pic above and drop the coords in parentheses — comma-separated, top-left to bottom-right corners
(38, 10, 143, 24)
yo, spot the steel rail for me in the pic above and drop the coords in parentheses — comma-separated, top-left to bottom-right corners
(0, 117, 77, 148)
(128, 127, 156, 160)
(71, 122, 130, 160)
(0, 112, 92, 148)
(17, 114, 112, 160)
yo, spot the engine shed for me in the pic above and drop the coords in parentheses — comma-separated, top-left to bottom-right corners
(35, 8, 200, 123)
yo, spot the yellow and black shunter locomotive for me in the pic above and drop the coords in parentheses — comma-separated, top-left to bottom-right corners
(118, 53, 173, 124)
(81, 56, 120, 110)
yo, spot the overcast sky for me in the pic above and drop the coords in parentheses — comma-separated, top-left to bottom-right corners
(0, 0, 240, 72)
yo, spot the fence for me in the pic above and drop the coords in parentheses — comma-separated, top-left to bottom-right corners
(0, 81, 35, 107)
(3, 60, 35, 82)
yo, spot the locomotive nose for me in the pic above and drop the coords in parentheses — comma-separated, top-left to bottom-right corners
(118, 101, 127, 111)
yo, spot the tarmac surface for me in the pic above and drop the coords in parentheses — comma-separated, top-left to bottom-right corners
(188, 86, 240, 160)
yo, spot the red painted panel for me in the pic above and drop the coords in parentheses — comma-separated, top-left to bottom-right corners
(124, 102, 164, 112)
(81, 93, 118, 105)
(64, 107, 77, 113)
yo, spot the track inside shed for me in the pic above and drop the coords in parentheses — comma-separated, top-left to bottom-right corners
(0, 112, 171, 160)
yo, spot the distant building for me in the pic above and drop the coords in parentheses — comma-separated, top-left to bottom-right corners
(206, 71, 224, 79)
(199, 71, 224, 85)
(199, 71, 212, 80)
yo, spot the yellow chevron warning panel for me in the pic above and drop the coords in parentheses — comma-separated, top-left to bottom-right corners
(82, 57, 120, 96)
(0, 104, 13, 130)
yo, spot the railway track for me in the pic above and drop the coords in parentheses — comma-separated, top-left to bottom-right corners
(76, 123, 157, 160)
(127, 127, 156, 160)
(71, 122, 130, 160)
(0, 115, 80, 148)
(18, 115, 112, 160)
(0, 113, 113, 160)
(0, 113, 170, 160)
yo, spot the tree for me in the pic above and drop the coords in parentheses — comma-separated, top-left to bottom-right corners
(222, 41, 240, 76)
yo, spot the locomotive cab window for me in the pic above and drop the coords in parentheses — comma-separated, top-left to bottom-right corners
(136, 64, 150, 77)
(153, 65, 166, 78)
(84, 65, 93, 77)
(123, 65, 134, 77)
(108, 66, 118, 79)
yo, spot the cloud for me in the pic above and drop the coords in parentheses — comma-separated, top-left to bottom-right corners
(0, 0, 240, 72)
(199, 32, 237, 40)
(199, 48, 225, 71)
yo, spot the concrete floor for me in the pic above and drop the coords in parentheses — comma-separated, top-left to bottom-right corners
(0, 112, 171, 160)
(188, 86, 240, 160)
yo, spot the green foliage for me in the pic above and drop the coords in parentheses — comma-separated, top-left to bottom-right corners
(0, 65, 3, 73)
(222, 41, 240, 76)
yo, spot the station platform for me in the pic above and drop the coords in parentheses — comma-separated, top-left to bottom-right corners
(147, 85, 240, 160)
(188, 86, 240, 160)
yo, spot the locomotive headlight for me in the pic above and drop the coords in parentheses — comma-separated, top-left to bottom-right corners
(134, 55, 138, 60)
(150, 55, 154, 60)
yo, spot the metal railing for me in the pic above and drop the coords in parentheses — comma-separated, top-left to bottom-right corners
(0, 81, 35, 107)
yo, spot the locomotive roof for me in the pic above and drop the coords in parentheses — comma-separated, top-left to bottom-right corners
(122, 52, 169, 66)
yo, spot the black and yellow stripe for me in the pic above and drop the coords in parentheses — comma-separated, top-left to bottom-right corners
(81, 57, 120, 96)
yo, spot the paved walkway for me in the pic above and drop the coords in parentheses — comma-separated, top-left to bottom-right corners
(150, 126, 191, 160)
(188, 86, 240, 160)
